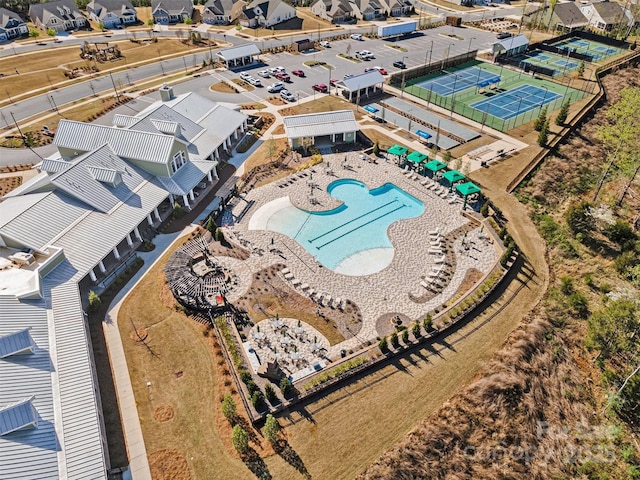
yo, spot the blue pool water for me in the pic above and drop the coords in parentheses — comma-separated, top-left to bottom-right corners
(265, 179, 424, 275)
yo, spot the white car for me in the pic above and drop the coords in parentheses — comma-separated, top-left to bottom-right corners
(239, 72, 252, 80)
(280, 89, 296, 102)
(360, 50, 375, 59)
(247, 77, 262, 87)
(350, 33, 363, 41)
(268, 82, 285, 93)
(355, 51, 370, 60)
(319, 41, 330, 48)
(257, 70, 271, 77)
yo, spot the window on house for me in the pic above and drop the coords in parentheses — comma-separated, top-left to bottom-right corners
(171, 151, 186, 173)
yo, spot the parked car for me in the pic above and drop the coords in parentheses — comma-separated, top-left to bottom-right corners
(393, 60, 407, 69)
(319, 41, 330, 47)
(247, 77, 262, 87)
(312, 83, 328, 93)
(239, 72, 252, 80)
(496, 31, 512, 39)
(343, 74, 354, 80)
(355, 51, 370, 60)
(373, 66, 387, 75)
(330, 78, 338, 86)
(350, 33, 363, 41)
(257, 70, 271, 77)
(275, 72, 291, 82)
(267, 67, 280, 74)
(360, 50, 374, 59)
(280, 89, 296, 102)
(268, 82, 285, 93)
(292, 69, 305, 77)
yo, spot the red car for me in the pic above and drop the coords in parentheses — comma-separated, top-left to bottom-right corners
(312, 83, 328, 93)
(275, 72, 291, 82)
(330, 78, 338, 86)
(292, 69, 306, 77)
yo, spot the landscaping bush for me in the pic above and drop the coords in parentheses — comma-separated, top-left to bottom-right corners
(379, 336, 389, 353)
(390, 331, 399, 348)
(279, 377, 293, 397)
(221, 394, 236, 422)
(264, 383, 278, 404)
(251, 390, 265, 410)
(88, 290, 101, 312)
(401, 329, 409, 345)
(412, 322, 422, 338)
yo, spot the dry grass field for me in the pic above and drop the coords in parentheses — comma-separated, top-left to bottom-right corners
(280, 95, 365, 120)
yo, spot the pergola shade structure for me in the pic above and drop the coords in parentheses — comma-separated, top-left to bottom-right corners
(442, 169, 466, 190)
(406, 151, 428, 164)
(387, 144, 408, 163)
(424, 159, 447, 176)
(456, 181, 481, 209)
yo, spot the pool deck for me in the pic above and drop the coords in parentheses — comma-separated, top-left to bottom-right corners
(217, 151, 501, 360)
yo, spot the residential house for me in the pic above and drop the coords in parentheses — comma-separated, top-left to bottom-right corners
(202, 0, 238, 24)
(310, 0, 354, 23)
(580, 1, 632, 32)
(0, 86, 247, 479)
(236, 0, 297, 28)
(544, 2, 589, 32)
(0, 8, 28, 42)
(29, 0, 87, 32)
(87, 0, 138, 29)
(152, 0, 194, 24)
(310, 0, 411, 23)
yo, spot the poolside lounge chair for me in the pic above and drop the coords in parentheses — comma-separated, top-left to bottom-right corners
(421, 179, 429, 186)
(402, 166, 411, 175)
(284, 272, 294, 280)
(429, 227, 440, 236)
(300, 283, 310, 291)
(434, 255, 446, 264)
(281, 268, 290, 275)
(291, 278, 301, 287)
(429, 248, 443, 255)
(420, 280, 432, 289)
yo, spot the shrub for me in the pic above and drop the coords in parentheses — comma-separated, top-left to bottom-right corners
(240, 370, 252, 384)
(412, 322, 422, 338)
(232, 425, 249, 453)
(423, 314, 433, 332)
(568, 291, 589, 318)
(221, 394, 236, 422)
(390, 331, 399, 348)
(88, 290, 101, 312)
(480, 203, 489, 217)
(604, 219, 636, 245)
(263, 414, 280, 443)
(560, 276, 574, 295)
(401, 329, 409, 344)
(279, 377, 293, 397)
(565, 201, 595, 234)
(614, 251, 638, 275)
(372, 142, 380, 156)
(251, 390, 264, 409)
(379, 336, 389, 353)
(264, 384, 277, 404)
(246, 380, 259, 396)
(215, 227, 225, 242)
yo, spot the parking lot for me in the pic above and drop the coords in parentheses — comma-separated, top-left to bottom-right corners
(205, 26, 500, 104)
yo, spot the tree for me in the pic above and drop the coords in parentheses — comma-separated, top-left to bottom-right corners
(577, 61, 585, 78)
(533, 106, 548, 131)
(604, 219, 636, 245)
(586, 299, 639, 361)
(443, 150, 452, 164)
(147, 18, 154, 26)
(279, 377, 293, 397)
(555, 100, 570, 126)
(379, 336, 389, 353)
(345, 42, 352, 58)
(232, 425, 249, 453)
(29, 29, 40, 38)
(266, 136, 277, 161)
(263, 414, 280, 443)
(412, 322, 421, 338)
(264, 383, 277, 404)
(46, 28, 56, 36)
(401, 329, 409, 344)
(537, 119, 549, 146)
(221, 394, 236, 422)
(565, 200, 595, 235)
(215, 227, 224, 242)
(423, 313, 433, 332)
(390, 331, 399, 348)
(88, 291, 101, 312)
(372, 142, 380, 156)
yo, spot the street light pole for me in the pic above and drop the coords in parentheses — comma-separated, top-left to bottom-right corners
(50, 95, 60, 115)
(109, 72, 120, 101)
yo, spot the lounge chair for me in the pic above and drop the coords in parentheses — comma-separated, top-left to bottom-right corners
(281, 268, 290, 275)
(429, 227, 440, 236)
(420, 280, 432, 289)
(429, 248, 443, 255)
(284, 272, 294, 280)
(434, 256, 446, 264)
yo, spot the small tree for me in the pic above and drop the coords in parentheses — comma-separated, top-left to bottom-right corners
(555, 100, 570, 126)
(147, 18, 154, 26)
(263, 414, 280, 443)
(221, 394, 236, 422)
(88, 291, 101, 312)
(577, 61, 585, 78)
(379, 336, 389, 353)
(390, 331, 399, 348)
(372, 142, 380, 156)
(215, 227, 224, 242)
(412, 322, 422, 338)
(184, 17, 193, 25)
(533, 106, 548, 131)
(423, 314, 433, 332)
(264, 383, 277, 404)
(29, 29, 40, 38)
(204, 216, 216, 234)
(279, 377, 293, 397)
(537, 119, 549, 146)
(480, 202, 489, 217)
(47, 28, 56, 36)
(251, 390, 265, 410)
(232, 425, 249, 453)
(443, 150, 452, 164)
(401, 329, 409, 344)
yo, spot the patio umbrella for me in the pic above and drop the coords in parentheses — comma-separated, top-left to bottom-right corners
(456, 181, 481, 210)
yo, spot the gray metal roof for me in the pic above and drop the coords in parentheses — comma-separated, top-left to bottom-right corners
(188, 105, 247, 160)
(54, 120, 177, 164)
(50, 144, 150, 213)
(382, 97, 479, 142)
(0, 296, 59, 479)
(217, 43, 260, 61)
(0, 329, 34, 358)
(112, 114, 139, 128)
(129, 104, 204, 143)
(283, 110, 358, 139)
(39, 157, 71, 174)
(87, 166, 122, 185)
(496, 34, 529, 51)
(340, 70, 385, 92)
(167, 91, 224, 124)
(0, 191, 88, 252)
(0, 397, 37, 436)
(157, 160, 216, 195)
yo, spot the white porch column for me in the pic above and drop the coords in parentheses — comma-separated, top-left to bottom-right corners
(234, 130, 238, 140)
(154, 207, 161, 221)
(89, 269, 97, 282)
(189, 189, 195, 201)
(133, 226, 142, 241)
(98, 260, 106, 273)
(169, 194, 175, 206)
(207, 171, 213, 182)
(183, 194, 190, 208)
(113, 246, 120, 260)
(126, 232, 133, 247)
(147, 214, 154, 225)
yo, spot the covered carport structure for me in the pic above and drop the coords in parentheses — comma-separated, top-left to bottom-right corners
(337, 70, 386, 102)
(283, 110, 359, 149)
(217, 44, 261, 68)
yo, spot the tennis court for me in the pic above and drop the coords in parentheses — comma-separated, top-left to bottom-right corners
(518, 50, 579, 73)
(470, 84, 562, 120)
(415, 66, 501, 97)
(552, 37, 623, 61)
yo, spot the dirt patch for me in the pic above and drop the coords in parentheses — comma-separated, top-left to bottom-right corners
(210, 81, 237, 93)
(272, 124, 285, 135)
(148, 448, 190, 480)
(265, 96, 287, 106)
(153, 405, 175, 423)
(0, 176, 22, 196)
(452, 268, 484, 299)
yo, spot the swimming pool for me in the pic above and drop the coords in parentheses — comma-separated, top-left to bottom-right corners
(251, 179, 424, 276)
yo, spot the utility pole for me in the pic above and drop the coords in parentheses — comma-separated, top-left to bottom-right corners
(109, 72, 120, 101)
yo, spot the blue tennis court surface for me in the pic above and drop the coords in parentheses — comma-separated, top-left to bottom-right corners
(554, 59, 579, 69)
(553, 37, 622, 60)
(415, 66, 501, 97)
(470, 84, 562, 120)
